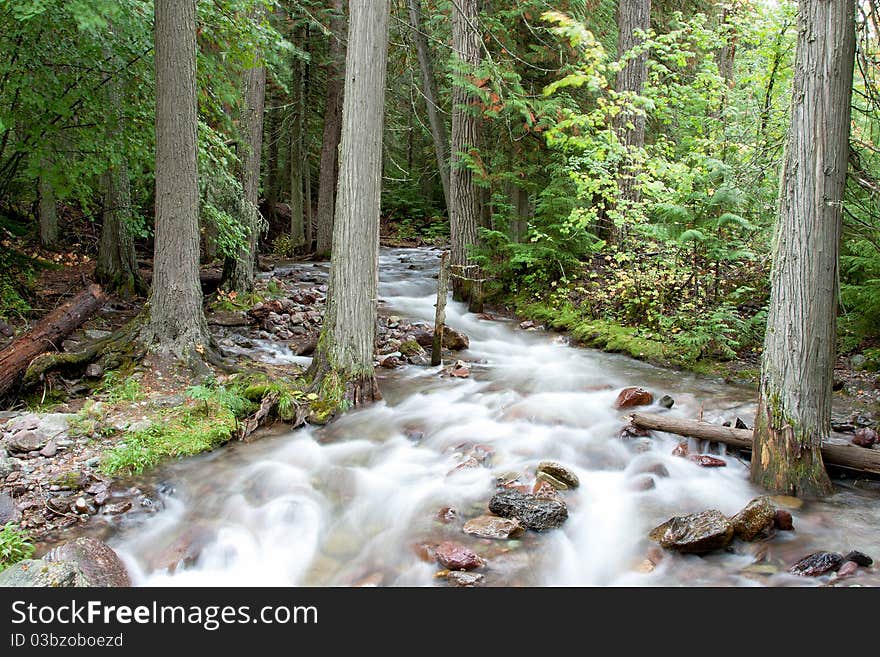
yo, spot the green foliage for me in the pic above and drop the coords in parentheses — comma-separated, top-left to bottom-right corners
(98, 371, 143, 403)
(0, 524, 34, 571)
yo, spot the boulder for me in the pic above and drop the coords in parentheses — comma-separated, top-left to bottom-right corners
(413, 326, 469, 351)
(488, 489, 568, 531)
(435, 541, 483, 571)
(536, 461, 580, 489)
(0, 560, 88, 587)
(614, 387, 653, 409)
(463, 515, 524, 540)
(731, 497, 776, 541)
(44, 537, 131, 586)
(789, 552, 844, 577)
(6, 431, 47, 453)
(649, 510, 734, 554)
(0, 492, 21, 524)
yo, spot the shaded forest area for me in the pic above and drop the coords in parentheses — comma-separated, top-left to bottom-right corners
(1, 0, 880, 576)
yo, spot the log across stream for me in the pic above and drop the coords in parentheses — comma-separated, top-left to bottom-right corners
(95, 248, 880, 587)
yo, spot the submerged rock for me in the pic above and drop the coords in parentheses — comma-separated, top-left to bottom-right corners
(614, 387, 654, 409)
(488, 489, 568, 531)
(658, 395, 675, 409)
(536, 461, 580, 489)
(731, 497, 776, 541)
(44, 537, 131, 587)
(446, 571, 484, 587)
(649, 510, 734, 554)
(688, 454, 727, 467)
(435, 541, 483, 571)
(463, 515, 524, 539)
(789, 552, 844, 577)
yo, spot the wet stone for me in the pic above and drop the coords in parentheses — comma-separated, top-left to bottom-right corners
(535, 471, 569, 491)
(773, 509, 794, 531)
(731, 497, 776, 541)
(836, 561, 859, 578)
(536, 461, 579, 489)
(463, 515, 524, 540)
(614, 387, 654, 409)
(789, 552, 844, 577)
(658, 395, 675, 409)
(488, 489, 568, 531)
(688, 454, 726, 467)
(446, 571, 484, 587)
(435, 541, 483, 571)
(672, 441, 689, 457)
(649, 510, 734, 554)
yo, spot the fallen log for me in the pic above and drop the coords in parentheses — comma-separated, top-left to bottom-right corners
(0, 284, 107, 398)
(631, 412, 880, 476)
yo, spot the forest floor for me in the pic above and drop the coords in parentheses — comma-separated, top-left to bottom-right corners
(1, 221, 878, 557)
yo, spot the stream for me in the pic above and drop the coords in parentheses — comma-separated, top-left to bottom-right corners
(109, 247, 880, 587)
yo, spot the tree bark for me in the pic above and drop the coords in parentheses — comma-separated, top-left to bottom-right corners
(140, 0, 210, 365)
(0, 284, 106, 398)
(315, 0, 346, 258)
(223, 62, 267, 294)
(308, 0, 390, 408)
(38, 171, 58, 248)
(631, 412, 880, 477)
(263, 91, 280, 227)
(289, 30, 306, 249)
(432, 251, 450, 366)
(610, 0, 650, 242)
(450, 0, 483, 310)
(407, 0, 451, 212)
(751, 0, 856, 497)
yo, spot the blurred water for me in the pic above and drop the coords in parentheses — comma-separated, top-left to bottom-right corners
(111, 248, 880, 587)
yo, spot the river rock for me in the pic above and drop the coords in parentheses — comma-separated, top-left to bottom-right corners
(658, 395, 675, 409)
(0, 492, 21, 524)
(102, 499, 133, 515)
(46, 497, 72, 514)
(614, 387, 653, 409)
(0, 457, 20, 479)
(672, 441, 689, 457)
(535, 471, 568, 490)
(0, 560, 89, 587)
(852, 428, 878, 448)
(6, 431, 47, 453)
(844, 550, 873, 567)
(380, 355, 404, 369)
(44, 537, 131, 586)
(789, 552, 844, 576)
(488, 489, 568, 531)
(446, 571, 484, 587)
(463, 514, 524, 539)
(774, 509, 794, 531)
(435, 541, 483, 571)
(39, 440, 58, 458)
(649, 510, 734, 554)
(414, 325, 469, 351)
(619, 423, 652, 440)
(731, 497, 776, 541)
(628, 475, 656, 491)
(536, 461, 580, 489)
(688, 454, 727, 467)
(836, 561, 859, 578)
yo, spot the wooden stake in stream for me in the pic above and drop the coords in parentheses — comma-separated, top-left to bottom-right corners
(431, 251, 450, 366)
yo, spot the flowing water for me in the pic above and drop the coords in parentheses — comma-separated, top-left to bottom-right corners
(108, 248, 880, 587)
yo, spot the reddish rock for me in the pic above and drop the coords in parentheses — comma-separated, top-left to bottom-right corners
(852, 428, 878, 448)
(412, 543, 438, 562)
(789, 552, 844, 577)
(532, 481, 563, 502)
(614, 387, 654, 409)
(774, 509, 794, 531)
(672, 441, 689, 457)
(437, 507, 458, 524)
(836, 561, 859, 578)
(619, 423, 653, 440)
(688, 454, 727, 467)
(435, 541, 483, 571)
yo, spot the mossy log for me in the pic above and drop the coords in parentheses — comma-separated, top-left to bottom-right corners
(0, 284, 107, 397)
(630, 412, 880, 476)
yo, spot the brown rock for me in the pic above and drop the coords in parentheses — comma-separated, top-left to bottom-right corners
(536, 461, 580, 488)
(614, 387, 653, 409)
(774, 509, 794, 531)
(44, 537, 131, 587)
(435, 541, 483, 571)
(688, 454, 727, 467)
(649, 510, 734, 554)
(731, 497, 776, 541)
(619, 423, 653, 440)
(836, 561, 859, 578)
(437, 507, 458, 524)
(672, 441, 689, 457)
(789, 552, 844, 577)
(463, 515, 524, 540)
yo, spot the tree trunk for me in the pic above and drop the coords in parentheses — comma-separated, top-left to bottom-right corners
(140, 0, 210, 365)
(223, 62, 267, 294)
(96, 166, 144, 297)
(0, 284, 106, 398)
(450, 0, 482, 309)
(38, 171, 58, 248)
(263, 91, 280, 227)
(315, 0, 346, 258)
(407, 0, 451, 212)
(610, 0, 650, 243)
(431, 251, 450, 366)
(303, 26, 314, 251)
(290, 32, 306, 249)
(308, 0, 390, 408)
(751, 0, 856, 497)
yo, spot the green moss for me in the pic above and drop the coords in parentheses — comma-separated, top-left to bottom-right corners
(0, 524, 35, 571)
(399, 339, 422, 357)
